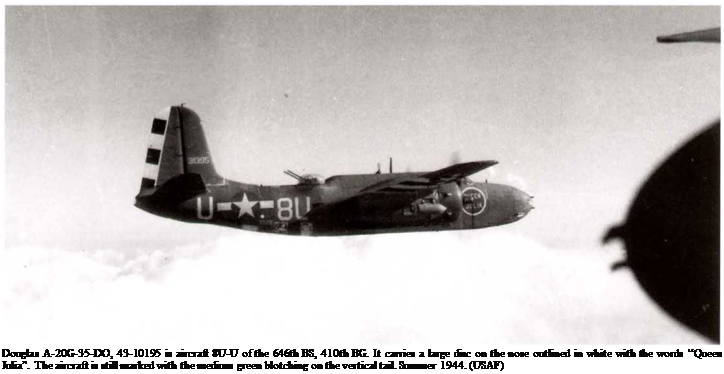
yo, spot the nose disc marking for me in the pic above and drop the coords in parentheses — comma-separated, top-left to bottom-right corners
(461, 187, 487, 216)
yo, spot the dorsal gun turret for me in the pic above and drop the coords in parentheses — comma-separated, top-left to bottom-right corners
(284, 170, 325, 185)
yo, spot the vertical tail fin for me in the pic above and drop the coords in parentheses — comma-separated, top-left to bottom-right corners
(139, 106, 224, 191)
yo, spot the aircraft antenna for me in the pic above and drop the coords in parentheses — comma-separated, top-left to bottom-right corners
(389, 157, 393, 173)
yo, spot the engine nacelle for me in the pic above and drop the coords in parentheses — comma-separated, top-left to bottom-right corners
(435, 182, 463, 223)
(405, 182, 463, 223)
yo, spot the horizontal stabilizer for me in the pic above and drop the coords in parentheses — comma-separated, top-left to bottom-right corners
(139, 173, 208, 206)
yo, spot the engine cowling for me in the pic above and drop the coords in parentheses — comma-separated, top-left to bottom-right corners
(435, 182, 463, 223)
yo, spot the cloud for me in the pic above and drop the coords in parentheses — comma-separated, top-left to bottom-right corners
(505, 173, 527, 191)
(1, 231, 706, 347)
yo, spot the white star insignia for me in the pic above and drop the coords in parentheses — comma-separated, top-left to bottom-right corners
(233, 193, 258, 218)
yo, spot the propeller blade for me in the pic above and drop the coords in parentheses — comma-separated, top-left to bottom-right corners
(450, 151, 462, 165)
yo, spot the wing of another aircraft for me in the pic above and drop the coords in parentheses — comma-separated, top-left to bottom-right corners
(657, 27, 720, 43)
(306, 161, 497, 222)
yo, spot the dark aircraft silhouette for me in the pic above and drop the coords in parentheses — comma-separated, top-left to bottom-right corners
(604, 27, 720, 342)
(604, 123, 720, 342)
(135, 106, 533, 236)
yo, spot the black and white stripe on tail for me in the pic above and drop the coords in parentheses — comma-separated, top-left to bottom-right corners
(140, 107, 171, 189)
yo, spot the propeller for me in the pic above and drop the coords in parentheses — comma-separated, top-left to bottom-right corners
(450, 151, 462, 165)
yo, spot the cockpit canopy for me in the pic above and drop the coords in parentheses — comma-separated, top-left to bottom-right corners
(284, 170, 325, 185)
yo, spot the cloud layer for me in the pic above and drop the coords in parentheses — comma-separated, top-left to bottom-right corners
(1, 230, 706, 347)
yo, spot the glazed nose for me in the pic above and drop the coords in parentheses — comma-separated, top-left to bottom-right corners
(524, 194, 534, 211)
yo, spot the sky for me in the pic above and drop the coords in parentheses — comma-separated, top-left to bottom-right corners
(2, 6, 720, 346)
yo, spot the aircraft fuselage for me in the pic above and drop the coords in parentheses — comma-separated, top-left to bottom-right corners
(136, 174, 532, 236)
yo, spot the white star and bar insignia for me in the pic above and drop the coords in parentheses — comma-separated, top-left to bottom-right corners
(217, 194, 274, 219)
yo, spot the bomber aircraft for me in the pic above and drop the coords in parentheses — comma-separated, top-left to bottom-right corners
(135, 106, 534, 236)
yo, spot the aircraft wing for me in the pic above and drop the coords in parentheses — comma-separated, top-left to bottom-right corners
(305, 161, 497, 221)
(359, 160, 499, 193)
(420, 160, 498, 184)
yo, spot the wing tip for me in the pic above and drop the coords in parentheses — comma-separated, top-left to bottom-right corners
(473, 160, 499, 169)
(462, 160, 498, 166)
